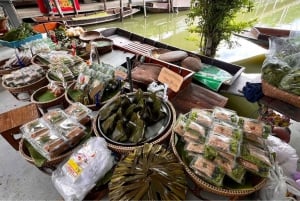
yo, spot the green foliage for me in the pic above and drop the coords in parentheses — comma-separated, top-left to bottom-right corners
(187, 0, 256, 57)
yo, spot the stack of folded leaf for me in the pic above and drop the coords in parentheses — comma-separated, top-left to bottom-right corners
(173, 106, 272, 187)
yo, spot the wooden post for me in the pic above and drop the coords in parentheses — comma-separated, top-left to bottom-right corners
(120, 0, 123, 21)
(168, 0, 172, 13)
(143, 0, 147, 17)
(53, 0, 64, 17)
(103, 0, 107, 10)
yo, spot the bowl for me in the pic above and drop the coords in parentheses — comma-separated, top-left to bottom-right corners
(79, 31, 102, 43)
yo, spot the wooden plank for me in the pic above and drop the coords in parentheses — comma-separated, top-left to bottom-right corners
(171, 83, 228, 114)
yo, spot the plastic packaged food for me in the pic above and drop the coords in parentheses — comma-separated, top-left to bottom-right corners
(240, 142, 272, 167)
(188, 109, 213, 127)
(243, 132, 266, 148)
(212, 106, 238, 124)
(238, 117, 271, 139)
(43, 109, 68, 125)
(21, 118, 49, 137)
(190, 155, 225, 187)
(184, 120, 207, 143)
(64, 102, 92, 124)
(211, 121, 242, 140)
(173, 114, 188, 136)
(238, 158, 270, 178)
(184, 142, 205, 154)
(52, 137, 115, 201)
(206, 132, 240, 156)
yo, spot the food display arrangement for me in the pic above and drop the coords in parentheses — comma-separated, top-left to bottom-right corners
(20, 105, 92, 161)
(171, 107, 272, 196)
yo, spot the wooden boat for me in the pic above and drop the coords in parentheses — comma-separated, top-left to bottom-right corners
(99, 27, 245, 89)
(31, 7, 140, 27)
(145, 2, 170, 13)
(234, 26, 291, 49)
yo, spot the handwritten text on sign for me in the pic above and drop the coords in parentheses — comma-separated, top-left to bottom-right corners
(158, 67, 183, 93)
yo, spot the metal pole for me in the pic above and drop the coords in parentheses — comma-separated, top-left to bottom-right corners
(0, 0, 21, 28)
(120, 0, 123, 21)
(103, 0, 107, 10)
(143, 0, 147, 17)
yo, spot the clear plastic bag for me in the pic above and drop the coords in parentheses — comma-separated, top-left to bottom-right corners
(52, 137, 114, 201)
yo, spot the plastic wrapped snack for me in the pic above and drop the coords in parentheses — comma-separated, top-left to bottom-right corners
(21, 118, 49, 137)
(244, 132, 266, 149)
(212, 107, 238, 124)
(173, 114, 188, 136)
(238, 158, 270, 178)
(44, 109, 68, 125)
(188, 109, 213, 127)
(211, 121, 242, 140)
(183, 120, 207, 143)
(190, 155, 225, 187)
(206, 132, 240, 156)
(238, 117, 271, 139)
(52, 137, 115, 201)
(64, 103, 92, 125)
(184, 142, 205, 154)
(240, 142, 272, 167)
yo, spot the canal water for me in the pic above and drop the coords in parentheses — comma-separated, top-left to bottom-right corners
(87, 0, 300, 62)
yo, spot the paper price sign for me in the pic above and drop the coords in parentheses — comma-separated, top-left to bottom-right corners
(158, 67, 183, 92)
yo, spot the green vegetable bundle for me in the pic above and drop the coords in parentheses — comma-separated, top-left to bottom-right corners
(1, 23, 36, 42)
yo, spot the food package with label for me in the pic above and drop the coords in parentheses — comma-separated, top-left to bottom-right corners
(211, 121, 243, 140)
(64, 102, 93, 125)
(205, 132, 241, 157)
(238, 117, 271, 139)
(52, 137, 115, 201)
(188, 108, 213, 128)
(190, 155, 225, 187)
(212, 106, 239, 125)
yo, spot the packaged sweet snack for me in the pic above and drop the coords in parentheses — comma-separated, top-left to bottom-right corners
(206, 132, 240, 156)
(190, 155, 225, 187)
(243, 132, 266, 148)
(240, 142, 272, 167)
(183, 120, 207, 143)
(44, 109, 68, 125)
(211, 121, 243, 140)
(212, 107, 238, 124)
(173, 114, 188, 136)
(238, 158, 270, 178)
(64, 102, 92, 125)
(188, 109, 213, 127)
(238, 117, 271, 139)
(184, 142, 205, 154)
(21, 118, 49, 137)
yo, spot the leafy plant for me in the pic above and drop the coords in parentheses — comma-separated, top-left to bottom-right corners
(186, 0, 256, 57)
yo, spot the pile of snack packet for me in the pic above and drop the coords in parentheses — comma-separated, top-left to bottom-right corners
(173, 106, 273, 187)
(21, 103, 92, 160)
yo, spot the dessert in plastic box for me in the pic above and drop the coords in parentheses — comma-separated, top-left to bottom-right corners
(212, 106, 238, 124)
(188, 109, 213, 127)
(52, 137, 114, 201)
(238, 117, 271, 139)
(243, 133, 266, 149)
(212, 121, 243, 140)
(183, 120, 207, 143)
(190, 155, 225, 187)
(173, 114, 188, 136)
(238, 158, 270, 178)
(44, 109, 68, 125)
(64, 102, 92, 124)
(21, 118, 49, 137)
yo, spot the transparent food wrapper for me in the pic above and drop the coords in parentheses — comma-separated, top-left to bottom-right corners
(190, 155, 225, 187)
(184, 141, 205, 155)
(183, 120, 207, 143)
(173, 114, 188, 136)
(20, 118, 49, 137)
(238, 117, 271, 139)
(64, 102, 92, 125)
(238, 158, 270, 178)
(206, 132, 240, 157)
(212, 106, 238, 124)
(52, 137, 114, 201)
(244, 133, 266, 149)
(240, 142, 273, 167)
(188, 109, 213, 127)
(43, 109, 68, 125)
(211, 121, 242, 140)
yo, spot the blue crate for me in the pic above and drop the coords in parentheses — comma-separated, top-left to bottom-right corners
(0, 34, 43, 48)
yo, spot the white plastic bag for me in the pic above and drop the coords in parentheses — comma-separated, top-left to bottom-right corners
(52, 137, 114, 201)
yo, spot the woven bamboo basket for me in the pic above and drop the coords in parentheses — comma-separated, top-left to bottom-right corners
(2, 76, 49, 100)
(261, 80, 300, 108)
(19, 138, 72, 174)
(30, 85, 68, 110)
(170, 132, 267, 198)
(0, 58, 20, 76)
(93, 94, 177, 154)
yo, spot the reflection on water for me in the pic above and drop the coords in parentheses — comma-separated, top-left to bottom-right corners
(88, 0, 300, 62)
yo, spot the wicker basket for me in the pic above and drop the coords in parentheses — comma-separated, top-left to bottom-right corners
(30, 85, 67, 110)
(93, 96, 177, 154)
(2, 76, 49, 100)
(261, 80, 300, 108)
(19, 138, 72, 174)
(0, 58, 20, 76)
(170, 132, 267, 198)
